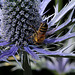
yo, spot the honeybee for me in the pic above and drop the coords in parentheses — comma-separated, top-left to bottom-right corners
(30, 22, 48, 44)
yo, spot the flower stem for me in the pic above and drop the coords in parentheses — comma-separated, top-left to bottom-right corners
(22, 51, 32, 75)
(55, 0, 63, 12)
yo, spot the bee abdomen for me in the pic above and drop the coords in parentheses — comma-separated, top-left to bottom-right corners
(39, 23, 48, 32)
(39, 27, 47, 32)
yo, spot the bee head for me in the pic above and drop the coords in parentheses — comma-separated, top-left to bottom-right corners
(41, 21, 48, 27)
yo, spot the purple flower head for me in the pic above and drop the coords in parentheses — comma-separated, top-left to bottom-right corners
(0, 0, 42, 61)
(0, 0, 75, 67)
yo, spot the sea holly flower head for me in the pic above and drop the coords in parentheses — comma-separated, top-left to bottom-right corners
(0, 0, 42, 60)
(0, 0, 75, 67)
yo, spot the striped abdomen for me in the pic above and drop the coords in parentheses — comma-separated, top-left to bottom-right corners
(33, 22, 48, 44)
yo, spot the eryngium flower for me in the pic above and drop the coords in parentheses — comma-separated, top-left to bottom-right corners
(2, 0, 42, 45)
(0, 0, 75, 63)
(0, 0, 43, 61)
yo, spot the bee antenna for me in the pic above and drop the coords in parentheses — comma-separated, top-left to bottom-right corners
(29, 25, 38, 34)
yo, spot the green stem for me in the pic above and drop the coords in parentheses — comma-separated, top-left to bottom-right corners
(55, 0, 63, 12)
(55, 0, 63, 34)
(22, 51, 32, 75)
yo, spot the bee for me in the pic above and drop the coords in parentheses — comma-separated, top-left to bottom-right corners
(30, 22, 48, 44)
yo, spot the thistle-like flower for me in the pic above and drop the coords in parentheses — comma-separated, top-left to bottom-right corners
(0, 0, 42, 61)
(0, 0, 75, 69)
